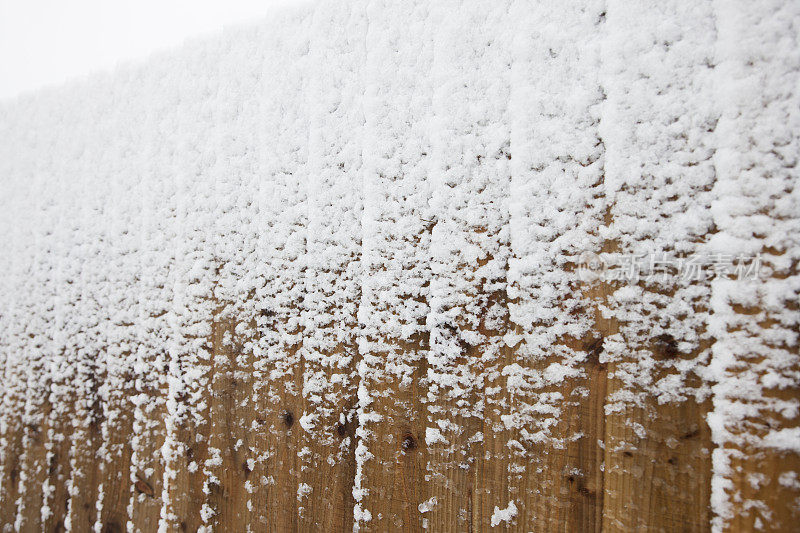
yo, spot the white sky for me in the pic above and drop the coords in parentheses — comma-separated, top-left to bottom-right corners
(0, 0, 305, 100)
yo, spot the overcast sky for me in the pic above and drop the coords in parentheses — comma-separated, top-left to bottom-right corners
(0, 0, 304, 100)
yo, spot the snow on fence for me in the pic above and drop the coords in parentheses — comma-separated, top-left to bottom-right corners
(0, 0, 798, 531)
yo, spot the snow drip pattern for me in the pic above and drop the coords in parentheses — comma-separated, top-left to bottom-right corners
(0, 1, 798, 532)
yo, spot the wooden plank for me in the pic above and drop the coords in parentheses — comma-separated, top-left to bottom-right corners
(192, 28, 267, 531)
(127, 103, 174, 532)
(15, 319, 51, 533)
(5, 349, 41, 533)
(160, 276, 215, 533)
(0, 127, 16, 530)
(65, 95, 140, 532)
(708, 1, 800, 530)
(127, 318, 169, 533)
(598, 1, 718, 530)
(354, 2, 436, 530)
(63, 317, 103, 533)
(96, 373, 135, 533)
(297, 4, 365, 530)
(14, 162, 53, 531)
(42, 386, 74, 533)
(159, 54, 219, 529)
(42, 357, 76, 533)
(0, 366, 25, 530)
(160, 263, 215, 532)
(41, 133, 84, 532)
(95, 92, 142, 532)
(64, 141, 108, 532)
(194, 311, 242, 530)
(246, 13, 311, 531)
(423, 2, 515, 530)
(0, 160, 37, 530)
(501, 1, 608, 530)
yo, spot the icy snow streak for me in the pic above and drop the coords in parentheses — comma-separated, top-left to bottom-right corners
(0, 1, 798, 532)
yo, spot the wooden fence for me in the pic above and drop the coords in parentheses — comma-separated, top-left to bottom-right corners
(0, 0, 798, 531)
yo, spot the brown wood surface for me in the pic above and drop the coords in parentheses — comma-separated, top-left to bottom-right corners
(1, 277, 796, 533)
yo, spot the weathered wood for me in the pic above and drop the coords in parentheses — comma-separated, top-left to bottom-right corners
(127, 356, 167, 533)
(0, 410, 24, 531)
(353, 3, 434, 532)
(14, 359, 50, 531)
(422, 4, 516, 531)
(42, 165, 81, 533)
(261, 331, 302, 533)
(195, 313, 246, 530)
(161, 261, 215, 533)
(161, 243, 215, 530)
(297, 5, 363, 530)
(42, 396, 74, 533)
(127, 117, 173, 532)
(250, 14, 311, 529)
(127, 246, 170, 530)
(65, 203, 105, 531)
(597, 2, 718, 531)
(721, 399, 800, 531)
(504, 0, 609, 530)
(706, 0, 800, 530)
(98, 212, 138, 533)
(0, 261, 24, 531)
(97, 392, 134, 533)
(64, 389, 103, 531)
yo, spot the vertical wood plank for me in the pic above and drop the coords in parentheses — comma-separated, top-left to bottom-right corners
(0, 131, 41, 530)
(197, 29, 264, 530)
(425, 2, 514, 530)
(708, 0, 800, 530)
(247, 13, 312, 530)
(298, 4, 365, 531)
(0, 119, 19, 529)
(41, 115, 85, 532)
(0, 346, 25, 531)
(15, 147, 52, 531)
(599, 1, 718, 530)
(160, 50, 218, 530)
(127, 93, 174, 532)
(504, 1, 608, 529)
(354, 2, 436, 531)
(96, 82, 141, 532)
(64, 115, 109, 532)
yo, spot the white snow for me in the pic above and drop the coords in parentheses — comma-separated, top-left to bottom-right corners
(417, 497, 437, 513)
(490, 500, 517, 527)
(425, 428, 447, 447)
